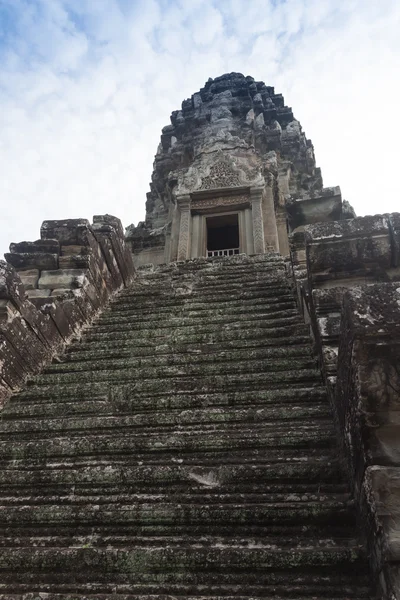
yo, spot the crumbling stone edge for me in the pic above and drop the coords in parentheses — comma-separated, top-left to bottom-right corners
(289, 212, 400, 598)
(0, 215, 135, 407)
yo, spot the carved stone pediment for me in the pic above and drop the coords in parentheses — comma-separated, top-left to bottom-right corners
(172, 150, 264, 197)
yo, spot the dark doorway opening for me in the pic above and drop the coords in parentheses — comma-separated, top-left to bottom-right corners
(206, 213, 239, 257)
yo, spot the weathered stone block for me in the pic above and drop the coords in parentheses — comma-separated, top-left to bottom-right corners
(91, 230, 123, 290)
(0, 261, 26, 308)
(367, 464, 400, 556)
(287, 186, 342, 229)
(38, 269, 89, 291)
(342, 284, 400, 339)
(336, 283, 400, 492)
(5, 252, 59, 271)
(26, 289, 51, 298)
(58, 254, 91, 270)
(0, 330, 28, 389)
(9, 239, 60, 254)
(18, 269, 39, 290)
(32, 295, 76, 340)
(93, 213, 125, 241)
(316, 314, 341, 341)
(40, 219, 91, 245)
(305, 215, 392, 279)
(312, 287, 347, 315)
(0, 307, 49, 381)
(92, 215, 135, 286)
(60, 244, 90, 256)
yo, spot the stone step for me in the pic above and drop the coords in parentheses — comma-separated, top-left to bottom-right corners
(0, 479, 352, 501)
(0, 411, 333, 440)
(0, 404, 331, 435)
(111, 293, 296, 312)
(41, 355, 316, 379)
(0, 423, 336, 460)
(130, 279, 292, 296)
(0, 448, 346, 473)
(0, 496, 352, 522)
(62, 342, 312, 366)
(138, 267, 288, 282)
(0, 530, 360, 550)
(0, 478, 350, 497)
(0, 593, 372, 600)
(0, 571, 372, 598)
(0, 575, 372, 598)
(119, 277, 290, 295)
(0, 459, 346, 486)
(120, 284, 291, 302)
(9, 384, 327, 409)
(102, 299, 297, 320)
(95, 307, 300, 329)
(82, 323, 310, 347)
(89, 312, 304, 331)
(0, 252, 371, 597)
(66, 333, 312, 359)
(25, 369, 323, 394)
(131, 269, 288, 289)
(0, 530, 362, 555)
(0, 544, 367, 573)
(139, 257, 285, 275)
(135, 256, 285, 276)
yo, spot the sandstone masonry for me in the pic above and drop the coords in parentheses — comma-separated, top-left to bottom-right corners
(0, 72, 399, 599)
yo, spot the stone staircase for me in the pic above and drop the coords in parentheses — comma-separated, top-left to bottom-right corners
(0, 253, 372, 598)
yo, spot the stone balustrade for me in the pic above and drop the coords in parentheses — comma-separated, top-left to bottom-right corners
(289, 212, 400, 598)
(0, 215, 134, 405)
(336, 284, 400, 598)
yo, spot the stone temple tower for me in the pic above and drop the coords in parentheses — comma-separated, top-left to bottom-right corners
(0, 73, 399, 599)
(126, 72, 351, 266)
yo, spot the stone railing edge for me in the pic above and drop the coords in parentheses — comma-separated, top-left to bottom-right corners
(289, 212, 400, 599)
(0, 214, 135, 406)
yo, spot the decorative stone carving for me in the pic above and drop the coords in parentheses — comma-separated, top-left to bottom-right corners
(191, 194, 250, 212)
(199, 158, 241, 190)
(250, 188, 266, 254)
(174, 150, 264, 198)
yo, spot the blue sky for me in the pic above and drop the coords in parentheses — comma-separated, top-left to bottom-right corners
(0, 0, 399, 255)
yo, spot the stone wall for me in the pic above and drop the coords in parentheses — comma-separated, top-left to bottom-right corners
(289, 212, 400, 597)
(0, 215, 135, 406)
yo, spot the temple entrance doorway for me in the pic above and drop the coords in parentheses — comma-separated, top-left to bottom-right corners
(206, 213, 240, 258)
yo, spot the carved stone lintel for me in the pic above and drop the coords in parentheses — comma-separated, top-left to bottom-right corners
(191, 193, 250, 212)
(250, 187, 266, 254)
(177, 195, 191, 261)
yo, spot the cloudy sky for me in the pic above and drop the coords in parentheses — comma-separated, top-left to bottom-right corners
(0, 0, 399, 256)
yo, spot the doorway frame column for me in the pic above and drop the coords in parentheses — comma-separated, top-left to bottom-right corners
(250, 187, 266, 254)
(177, 194, 191, 261)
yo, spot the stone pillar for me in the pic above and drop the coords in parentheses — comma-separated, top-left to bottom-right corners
(244, 208, 254, 255)
(263, 182, 279, 251)
(250, 187, 266, 254)
(177, 195, 191, 261)
(276, 209, 289, 256)
(190, 215, 202, 258)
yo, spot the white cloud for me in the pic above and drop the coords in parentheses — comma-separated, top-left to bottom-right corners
(0, 0, 399, 257)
